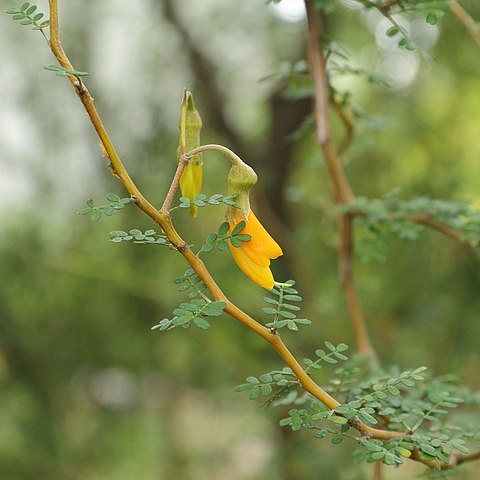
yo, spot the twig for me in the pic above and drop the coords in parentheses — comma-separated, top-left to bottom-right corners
(339, 214, 378, 365)
(450, 0, 480, 50)
(160, 153, 189, 213)
(352, 208, 478, 250)
(305, 0, 377, 362)
(330, 97, 355, 154)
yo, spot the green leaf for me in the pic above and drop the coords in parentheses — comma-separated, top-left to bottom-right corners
(103, 206, 115, 216)
(260, 384, 272, 396)
(203, 301, 226, 317)
(249, 386, 260, 400)
(386, 26, 400, 37)
(426, 13, 437, 25)
(193, 317, 211, 329)
(90, 210, 102, 222)
(217, 222, 230, 236)
(20, 3, 30, 12)
(217, 239, 229, 251)
(324, 341, 336, 352)
(106, 193, 120, 202)
(5, 8, 21, 14)
(77, 207, 92, 215)
(420, 444, 437, 457)
(26, 5, 36, 15)
(206, 233, 218, 244)
(263, 307, 278, 315)
(331, 434, 344, 444)
(231, 221, 246, 235)
(234, 383, 254, 392)
(329, 415, 348, 425)
(229, 236, 243, 248)
(283, 294, 302, 302)
(234, 233, 251, 242)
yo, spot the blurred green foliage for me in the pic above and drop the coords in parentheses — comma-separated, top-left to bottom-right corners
(1, 0, 480, 478)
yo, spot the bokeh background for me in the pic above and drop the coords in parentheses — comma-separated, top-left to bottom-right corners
(1, 0, 479, 478)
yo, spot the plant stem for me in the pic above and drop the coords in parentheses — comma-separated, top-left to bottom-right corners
(450, 0, 480, 50)
(305, 0, 377, 363)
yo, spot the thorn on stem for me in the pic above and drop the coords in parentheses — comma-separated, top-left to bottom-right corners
(178, 243, 189, 252)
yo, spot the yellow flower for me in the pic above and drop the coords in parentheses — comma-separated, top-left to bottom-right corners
(180, 161, 202, 217)
(228, 210, 283, 289)
(178, 89, 203, 217)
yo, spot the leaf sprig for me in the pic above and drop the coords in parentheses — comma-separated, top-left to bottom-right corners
(171, 193, 240, 212)
(5, 3, 49, 31)
(77, 194, 132, 222)
(152, 298, 226, 331)
(234, 367, 299, 402)
(109, 229, 172, 248)
(174, 268, 209, 299)
(263, 281, 311, 331)
(197, 220, 251, 255)
(303, 342, 349, 372)
(44, 64, 90, 84)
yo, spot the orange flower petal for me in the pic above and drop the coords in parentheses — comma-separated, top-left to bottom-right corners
(238, 211, 283, 259)
(228, 210, 283, 289)
(229, 241, 275, 289)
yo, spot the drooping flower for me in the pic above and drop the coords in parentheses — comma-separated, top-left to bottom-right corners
(178, 89, 203, 217)
(224, 150, 283, 289)
(228, 210, 283, 290)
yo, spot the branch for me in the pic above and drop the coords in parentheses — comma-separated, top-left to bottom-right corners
(305, 0, 377, 362)
(330, 96, 355, 154)
(351, 208, 479, 250)
(450, 0, 480, 51)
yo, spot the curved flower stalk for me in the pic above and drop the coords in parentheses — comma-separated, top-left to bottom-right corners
(225, 150, 283, 289)
(178, 89, 203, 217)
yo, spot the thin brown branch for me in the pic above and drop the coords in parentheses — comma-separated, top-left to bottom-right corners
(451, 0, 480, 50)
(339, 214, 378, 363)
(305, 1, 354, 204)
(160, 153, 189, 213)
(352, 208, 478, 250)
(330, 97, 355, 154)
(306, 0, 377, 362)
(373, 460, 383, 480)
(410, 448, 480, 470)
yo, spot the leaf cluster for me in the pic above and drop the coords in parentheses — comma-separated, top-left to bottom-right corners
(263, 281, 311, 331)
(152, 290, 226, 332)
(77, 194, 132, 222)
(5, 2, 49, 30)
(234, 367, 298, 402)
(173, 193, 239, 212)
(198, 220, 251, 254)
(109, 229, 172, 247)
(348, 193, 480, 261)
(270, 359, 479, 468)
(44, 64, 90, 80)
